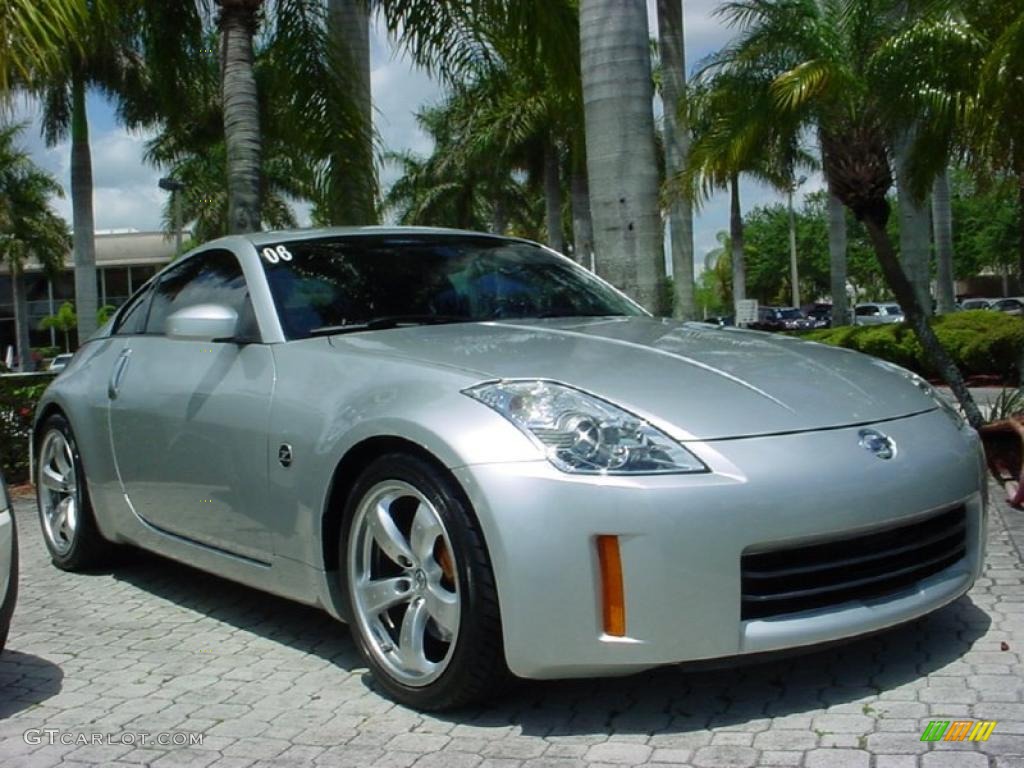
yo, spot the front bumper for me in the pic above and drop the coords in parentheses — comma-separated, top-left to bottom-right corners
(454, 409, 986, 679)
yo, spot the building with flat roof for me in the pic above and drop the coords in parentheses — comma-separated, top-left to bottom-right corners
(0, 231, 176, 354)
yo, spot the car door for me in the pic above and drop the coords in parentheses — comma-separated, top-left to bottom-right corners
(107, 249, 276, 561)
(855, 305, 880, 326)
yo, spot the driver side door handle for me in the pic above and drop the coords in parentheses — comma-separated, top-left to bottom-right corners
(108, 349, 132, 400)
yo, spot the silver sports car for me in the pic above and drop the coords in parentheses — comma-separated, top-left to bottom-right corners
(0, 470, 17, 652)
(34, 228, 986, 710)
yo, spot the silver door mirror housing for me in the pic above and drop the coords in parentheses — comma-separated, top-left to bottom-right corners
(165, 304, 239, 341)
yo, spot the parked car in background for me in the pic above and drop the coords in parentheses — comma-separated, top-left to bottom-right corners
(751, 306, 816, 331)
(48, 354, 74, 373)
(805, 303, 832, 328)
(959, 298, 994, 311)
(855, 303, 904, 326)
(33, 227, 987, 709)
(991, 297, 1024, 316)
(0, 470, 17, 652)
(699, 315, 735, 328)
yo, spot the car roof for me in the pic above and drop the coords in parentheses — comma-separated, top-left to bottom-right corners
(241, 226, 520, 248)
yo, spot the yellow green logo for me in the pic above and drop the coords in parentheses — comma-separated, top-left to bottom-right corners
(920, 720, 997, 742)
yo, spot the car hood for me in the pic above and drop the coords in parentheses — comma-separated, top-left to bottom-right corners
(331, 316, 937, 440)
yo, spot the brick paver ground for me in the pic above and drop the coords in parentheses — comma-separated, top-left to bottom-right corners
(1, 480, 1022, 767)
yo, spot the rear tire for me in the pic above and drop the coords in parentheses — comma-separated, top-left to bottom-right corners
(339, 453, 508, 710)
(36, 414, 114, 571)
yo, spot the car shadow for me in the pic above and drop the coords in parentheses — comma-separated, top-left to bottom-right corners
(108, 549, 992, 734)
(0, 650, 65, 718)
(108, 552, 362, 668)
(451, 598, 992, 736)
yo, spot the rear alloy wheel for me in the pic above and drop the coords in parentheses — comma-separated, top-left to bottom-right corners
(0, 509, 17, 652)
(37, 414, 112, 570)
(341, 454, 507, 710)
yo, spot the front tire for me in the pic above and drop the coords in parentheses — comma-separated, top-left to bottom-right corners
(339, 453, 508, 710)
(36, 414, 113, 571)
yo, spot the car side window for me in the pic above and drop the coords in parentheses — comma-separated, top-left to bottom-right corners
(144, 250, 256, 337)
(856, 306, 877, 317)
(113, 284, 154, 336)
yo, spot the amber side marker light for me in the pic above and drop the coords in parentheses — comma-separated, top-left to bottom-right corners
(597, 535, 626, 637)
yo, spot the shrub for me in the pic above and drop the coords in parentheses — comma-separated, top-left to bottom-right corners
(0, 373, 55, 484)
(803, 311, 1024, 383)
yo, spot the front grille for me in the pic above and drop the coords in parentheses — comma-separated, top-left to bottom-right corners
(741, 506, 967, 620)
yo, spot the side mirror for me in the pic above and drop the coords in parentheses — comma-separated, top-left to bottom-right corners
(165, 304, 239, 342)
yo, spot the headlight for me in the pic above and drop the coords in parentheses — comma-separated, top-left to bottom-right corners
(873, 361, 965, 428)
(463, 380, 707, 474)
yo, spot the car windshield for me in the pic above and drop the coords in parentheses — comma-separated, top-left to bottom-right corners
(259, 235, 643, 339)
(777, 309, 803, 319)
(885, 306, 903, 315)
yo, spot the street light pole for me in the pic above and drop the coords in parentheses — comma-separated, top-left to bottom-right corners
(788, 175, 807, 308)
(158, 177, 186, 255)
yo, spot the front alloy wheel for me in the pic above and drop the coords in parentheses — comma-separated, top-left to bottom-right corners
(341, 454, 507, 710)
(349, 480, 460, 687)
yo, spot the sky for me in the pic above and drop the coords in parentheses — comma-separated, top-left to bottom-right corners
(10, 0, 826, 272)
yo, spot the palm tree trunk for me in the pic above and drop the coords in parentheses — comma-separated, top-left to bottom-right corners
(1017, 170, 1024, 289)
(491, 197, 507, 236)
(11, 266, 31, 372)
(570, 168, 594, 268)
(580, 0, 665, 313)
(657, 0, 695, 321)
(219, 0, 262, 234)
(729, 174, 746, 317)
(327, 0, 376, 224)
(828, 192, 849, 326)
(894, 132, 932, 315)
(70, 73, 97, 343)
(860, 203, 982, 429)
(543, 139, 565, 253)
(931, 169, 956, 314)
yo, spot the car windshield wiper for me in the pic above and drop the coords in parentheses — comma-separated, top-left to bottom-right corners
(307, 315, 471, 337)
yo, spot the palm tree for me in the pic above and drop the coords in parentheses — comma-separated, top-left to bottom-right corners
(707, 0, 983, 427)
(141, 31, 319, 243)
(827, 191, 850, 325)
(579, 0, 665, 313)
(32, 0, 138, 346)
(217, 0, 262, 234)
(873, 1, 1024, 287)
(932, 169, 956, 313)
(872, 1, 1024, 286)
(656, 0, 696, 320)
(324, 0, 377, 224)
(671, 70, 805, 322)
(0, 0, 93, 93)
(894, 130, 933, 315)
(0, 123, 70, 371)
(383, 104, 543, 237)
(40, 301, 77, 353)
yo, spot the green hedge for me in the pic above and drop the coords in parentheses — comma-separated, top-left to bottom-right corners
(0, 373, 55, 484)
(802, 311, 1024, 383)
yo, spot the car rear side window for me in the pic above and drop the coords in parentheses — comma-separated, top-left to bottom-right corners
(145, 250, 252, 336)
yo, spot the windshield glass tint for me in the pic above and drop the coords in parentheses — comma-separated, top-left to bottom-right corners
(259, 235, 643, 339)
(777, 309, 802, 319)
